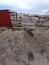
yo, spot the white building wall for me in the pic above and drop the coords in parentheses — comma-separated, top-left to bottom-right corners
(8, 10, 49, 28)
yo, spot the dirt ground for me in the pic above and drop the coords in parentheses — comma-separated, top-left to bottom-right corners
(0, 29, 49, 65)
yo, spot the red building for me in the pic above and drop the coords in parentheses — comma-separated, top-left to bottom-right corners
(0, 10, 13, 28)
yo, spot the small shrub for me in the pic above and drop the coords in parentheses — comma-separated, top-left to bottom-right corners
(27, 30, 33, 37)
(28, 51, 34, 61)
(24, 28, 33, 37)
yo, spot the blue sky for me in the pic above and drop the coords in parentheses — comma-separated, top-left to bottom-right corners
(0, 0, 49, 14)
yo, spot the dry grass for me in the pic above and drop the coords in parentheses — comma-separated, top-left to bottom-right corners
(0, 29, 49, 65)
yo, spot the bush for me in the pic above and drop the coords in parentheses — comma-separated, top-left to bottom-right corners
(24, 28, 33, 37)
(27, 30, 33, 37)
(28, 51, 34, 61)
